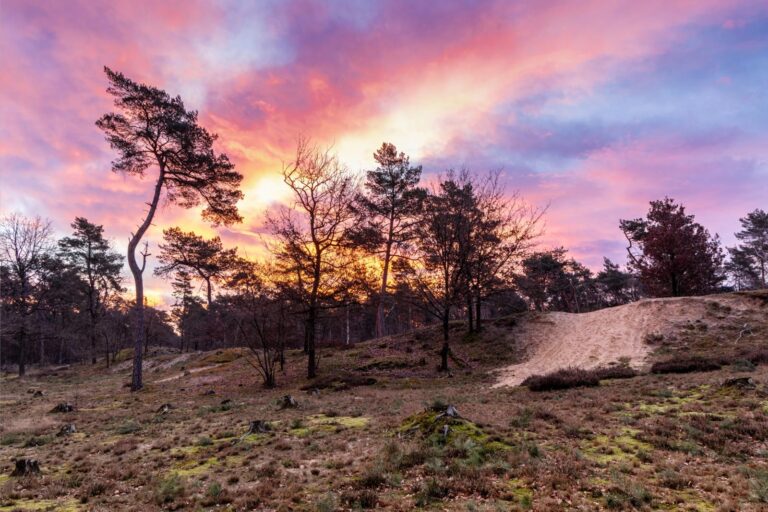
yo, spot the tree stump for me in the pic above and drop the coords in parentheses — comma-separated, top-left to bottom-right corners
(57, 424, 77, 437)
(50, 403, 74, 413)
(247, 420, 272, 434)
(444, 405, 460, 418)
(11, 458, 40, 477)
(156, 403, 173, 415)
(721, 377, 756, 390)
(278, 395, 298, 409)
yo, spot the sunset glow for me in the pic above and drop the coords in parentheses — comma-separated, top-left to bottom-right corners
(2, 0, 767, 306)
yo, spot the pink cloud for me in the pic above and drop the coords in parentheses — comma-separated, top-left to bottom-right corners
(2, 0, 765, 301)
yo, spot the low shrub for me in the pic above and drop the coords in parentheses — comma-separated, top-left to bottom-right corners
(594, 365, 637, 380)
(650, 357, 721, 374)
(23, 435, 54, 447)
(342, 489, 379, 509)
(154, 474, 185, 505)
(739, 348, 768, 366)
(522, 367, 600, 391)
(115, 420, 142, 435)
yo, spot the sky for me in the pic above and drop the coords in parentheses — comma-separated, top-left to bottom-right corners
(1, 0, 767, 306)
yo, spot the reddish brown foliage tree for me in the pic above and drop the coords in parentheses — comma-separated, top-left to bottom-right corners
(620, 198, 724, 297)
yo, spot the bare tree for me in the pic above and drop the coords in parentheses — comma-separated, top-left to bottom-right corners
(0, 214, 53, 376)
(96, 67, 243, 391)
(465, 172, 543, 332)
(228, 258, 283, 388)
(268, 139, 357, 378)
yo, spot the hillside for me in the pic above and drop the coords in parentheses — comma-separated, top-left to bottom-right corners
(1, 291, 767, 511)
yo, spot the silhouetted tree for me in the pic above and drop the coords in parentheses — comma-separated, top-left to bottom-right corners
(401, 173, 476, 371)
(155, 227, 236, 307)
(0, 214, 53, 375)
(464, 172, 543, 332)
(96, 67, 243, 391)
(621, 198, 724, 297)
(268, 139, 357, 378)
(515, 248, 601, 312)
(170, 270, 207, 352)
(58, 217, 124, 365)
(725, 247, 761, 291)
(354, 143, 424, 338)
(728, 209, 768, 289)
(595, 258, 638, 306)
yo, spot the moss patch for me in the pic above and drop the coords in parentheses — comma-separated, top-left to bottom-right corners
(172, 456, 219, 477)
(0, 498, 80, 511)
(290, 414, 369, 437)
(508, 478, 533, 506)
(399, 408, 511, 453)
(581, 428, 653, 465)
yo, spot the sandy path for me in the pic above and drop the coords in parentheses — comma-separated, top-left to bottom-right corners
(493, 295, 753, 388)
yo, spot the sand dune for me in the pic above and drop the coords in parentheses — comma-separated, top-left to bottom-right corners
(493, 294, 759, 387)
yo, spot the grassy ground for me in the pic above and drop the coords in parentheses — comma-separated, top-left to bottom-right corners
(1, 299, 768, 511)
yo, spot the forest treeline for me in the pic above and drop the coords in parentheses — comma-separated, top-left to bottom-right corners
(1, 68, 766, 389)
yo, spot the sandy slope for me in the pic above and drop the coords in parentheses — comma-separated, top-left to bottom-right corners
(493, 294, 758, 388)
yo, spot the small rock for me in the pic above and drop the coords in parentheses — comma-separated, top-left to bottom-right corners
(203, 389, 216, 396)
(11, 458, 40, 477)
(32, 390, 44, 397)
(50, 403, 75, 413)
(220, 399, 232, 406)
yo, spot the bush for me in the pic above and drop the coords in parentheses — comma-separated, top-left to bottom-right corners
(650, 357, 721, 374)
(23, 435, 53, 447)
(594, 365, 637, 380)
(415, 478, 450, 506)
(154, 474, 185, 505)
(116, 420, 142, 435)
(740, 348, 768, 366)
(522, 367, 600, 391)
(342, 489, 378, 509)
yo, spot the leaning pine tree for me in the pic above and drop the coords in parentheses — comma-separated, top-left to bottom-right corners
(96, 67, 243, 391)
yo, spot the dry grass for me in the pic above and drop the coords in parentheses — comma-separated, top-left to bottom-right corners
(1, 294, 767, 510)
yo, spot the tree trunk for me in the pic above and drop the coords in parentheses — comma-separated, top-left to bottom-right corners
(87, 253, 96, 364)
(475, 292, 482, 333)
(307, 248, 322, 379)
(205, 278, 212, 307)
(18, 278, 28, 377)
(129, 258, 145, 391)
(440, 309, 450, 372)
(103, 333, 111, 369)
(127, 166, 165, 391)
(345, 302, 350, 345)
(17, 323, 26, 377)
(307, 304, 317, 378)
(376, 239, 393, 339)
(466, 293, 474, 333)
(89, 319, 97, 365)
